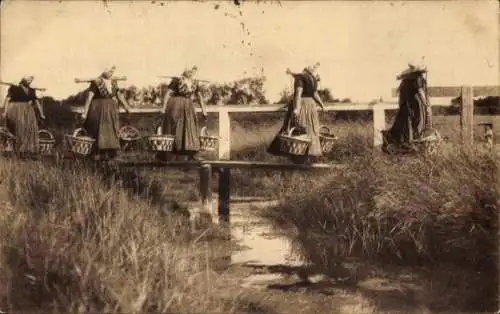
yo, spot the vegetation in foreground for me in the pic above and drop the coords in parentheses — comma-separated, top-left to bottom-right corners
(0, 159, 251, 313)
(261, 144, 499, 312)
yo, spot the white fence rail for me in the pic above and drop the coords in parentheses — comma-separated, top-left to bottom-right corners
(69, 99, 455, 159)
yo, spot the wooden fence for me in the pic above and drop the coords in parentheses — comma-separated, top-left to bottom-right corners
(69, 84, 500, 159)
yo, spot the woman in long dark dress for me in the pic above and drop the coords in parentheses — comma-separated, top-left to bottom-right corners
(156, 66, 208, 162)
(384, 63, 430, 150)
(81, 66, 131, 161)
(267, 64, 326, 164)
(1, 76, 45, 158)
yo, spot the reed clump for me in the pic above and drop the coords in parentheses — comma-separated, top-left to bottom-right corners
(262, 144, 499, 312)
(0, 159, 241, 313)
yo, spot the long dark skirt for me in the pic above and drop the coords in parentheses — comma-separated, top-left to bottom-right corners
(6, 101, 39, 154)
(160, 96, 200, 154)
(386, 99, 427, 145)
(84, 98, 120, 157)
(267, 97, 322, 158)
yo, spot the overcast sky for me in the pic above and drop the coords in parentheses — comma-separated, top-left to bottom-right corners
(1, 0, 498, 103)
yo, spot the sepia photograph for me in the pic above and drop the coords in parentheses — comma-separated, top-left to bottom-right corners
(0, 0, 499, 312)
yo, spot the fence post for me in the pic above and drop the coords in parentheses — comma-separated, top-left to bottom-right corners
(218, 109, 231, 160)
(372, 107, 385, 149)
(199, 163, 212, 214)
(218, 168, 230, 224)
(460, 86, 474, 145)
(217, 109, 231, 223)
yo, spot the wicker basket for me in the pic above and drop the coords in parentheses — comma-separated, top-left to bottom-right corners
(147, 126, 175, 152)
(119, 125, 142, 150)
(414, 128, 441, 143)
(277, 127, 311, 156)
(199, 127, 219, 152)
(0, 127, 15, 153)
(414, 128, 441, 155)
(119, 125, 142, 142)
(38, 129, 56, 156)
(319, 126, 338, 153)
(65, 128, 95, 156)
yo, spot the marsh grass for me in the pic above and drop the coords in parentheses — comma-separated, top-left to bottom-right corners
(260, 145, 499, 312)
(0, 159, 243, 313)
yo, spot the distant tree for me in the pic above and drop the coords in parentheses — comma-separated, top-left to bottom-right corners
(444, 96, 500, 115)
(227, 76, 269, 105)
(206, 76, 269, 105)
(208, 83, 233, 105)
(475, 96, 500, 115)
(317, 88, 338, 102)
(277, 88, 293, 104)
(62, 89, 88, 106)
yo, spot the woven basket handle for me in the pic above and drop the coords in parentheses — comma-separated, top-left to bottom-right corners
(320, 126, 330, 134)
(38, 129, 54, 140)
(73, 128, 87, 137)
(287, 127, 296, 137)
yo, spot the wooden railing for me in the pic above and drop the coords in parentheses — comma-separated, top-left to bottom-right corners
(70, 99, 455, 159)
(65, 84, 499, 159)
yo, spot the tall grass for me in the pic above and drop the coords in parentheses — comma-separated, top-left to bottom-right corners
(0, 159, 244, 313)
(260, 144, 499, 312)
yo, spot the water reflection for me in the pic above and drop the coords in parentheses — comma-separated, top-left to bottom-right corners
(221, 197, 302, 267)
(188, 197, 303, 276)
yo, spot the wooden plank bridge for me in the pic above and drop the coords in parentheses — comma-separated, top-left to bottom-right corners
(117, 160, 345, 223)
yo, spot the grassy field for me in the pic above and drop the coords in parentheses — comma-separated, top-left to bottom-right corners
(0, 112, 498, 313)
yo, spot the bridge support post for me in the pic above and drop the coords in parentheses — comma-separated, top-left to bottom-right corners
(198, 163, 213, 226)
(218, 168, 230, 224)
